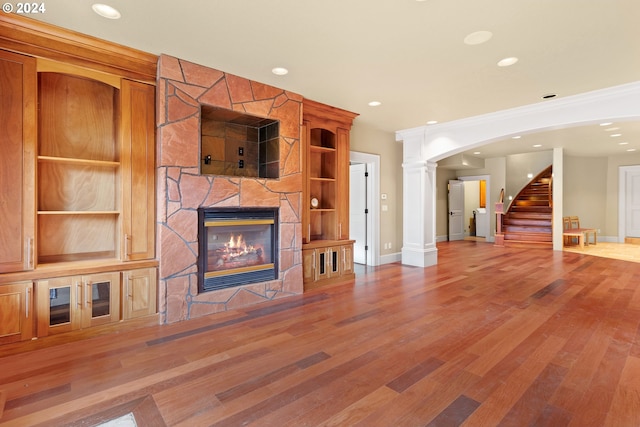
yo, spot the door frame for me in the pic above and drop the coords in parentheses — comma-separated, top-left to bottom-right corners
(349, 162, 368, 265)
(350, 151, 380, 266)
(618, 165, 640, 242)
(448, 179, 465, 241)
(457, 175, 491, 242)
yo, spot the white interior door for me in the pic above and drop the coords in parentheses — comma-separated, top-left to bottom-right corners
(626, 169, 640, 237)
(350, 163, 367, 264)
(448, 180, 465, 241)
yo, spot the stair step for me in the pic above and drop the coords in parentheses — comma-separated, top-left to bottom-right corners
(520, 193, 549, 198)
(506, 210, 551, 217)
(504, 225, 552, 233)
(520, 190, 549, 196)
(515, 200, 550, 206)
(503, 240, 553, 249)
(503, 218, 552, 226)
(504, 231, 552, 242)
(510, 206, 552, 213)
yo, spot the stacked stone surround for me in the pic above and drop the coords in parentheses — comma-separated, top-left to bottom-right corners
(156, 54, 303, 323)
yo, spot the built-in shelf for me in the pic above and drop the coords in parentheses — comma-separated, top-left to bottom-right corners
(310, 177, 336, 182)
(38, 211, 120, 215)
(38, 156, 120, 168)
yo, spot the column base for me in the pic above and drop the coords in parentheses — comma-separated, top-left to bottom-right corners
(401, 246, 438, 268)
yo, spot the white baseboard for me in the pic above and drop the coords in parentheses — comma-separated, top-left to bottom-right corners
(379, 252, 402, 265)
(437, 235, 495, 243)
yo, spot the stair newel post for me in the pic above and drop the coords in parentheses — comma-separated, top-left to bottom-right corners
(494, 189, 505, 246)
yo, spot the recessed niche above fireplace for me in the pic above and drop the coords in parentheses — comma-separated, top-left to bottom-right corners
(200, 105, 280, 179)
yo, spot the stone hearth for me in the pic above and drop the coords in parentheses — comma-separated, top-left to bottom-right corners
(156, 54, 303, 323)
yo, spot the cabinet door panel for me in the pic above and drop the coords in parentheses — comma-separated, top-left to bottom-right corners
(336, 127, 350, 240)
(36, 277, 80, 336)
(123, 268, 157, 319)
(0, 50, 36, 273)
(341, 244, 354, 276)
(302, 249, 316, 283)
(82, 272, 120, 328)
(121, 80, 155, 261)
(0, 282, 34, 344)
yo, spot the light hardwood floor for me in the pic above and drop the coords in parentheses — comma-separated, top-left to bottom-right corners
(564, 241, 640, 263)
(1, 241, 640, 426)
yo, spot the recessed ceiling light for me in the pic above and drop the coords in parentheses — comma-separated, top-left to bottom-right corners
(464, 31, 493, 46)
(610, 133, 622, 137)
(512, 135, 522, 139)
(427, 120, 438, 125)
(368, 101, 381, 107)
(497, 57, 518, 67)
(473, 151, 481, 155)
(271, 67, 288, 76)
(92, 3, 121, 19)
(619, 142, 629, 145)
(542, 93, 557, 99)
(533, 144, 542, 148)
(604, 127, 620, 131)
(599, 122, 613, 126)
(627, 148, 636, 152)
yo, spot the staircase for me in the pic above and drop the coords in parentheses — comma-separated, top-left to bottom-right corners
(502, 165, 553, 248)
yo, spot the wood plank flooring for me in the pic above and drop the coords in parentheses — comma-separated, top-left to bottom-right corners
(2, 241, 640, 426)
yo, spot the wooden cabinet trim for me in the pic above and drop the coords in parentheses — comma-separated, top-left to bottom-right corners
(0, 15, 157, 83)
(0, 260, 158, 285)
(0, 49, 36, 274)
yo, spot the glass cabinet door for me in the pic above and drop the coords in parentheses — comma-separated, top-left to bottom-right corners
(37, 276, 80, 336)
(81, 272, 120, 328)
(49, 285, 71, 326)
(37, 272, 120, 336)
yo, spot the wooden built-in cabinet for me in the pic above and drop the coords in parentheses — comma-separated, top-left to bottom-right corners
(302, 241, 355, 289)
(36, 272, 120, 336)
(302, 99, 358, 289)
(34, 267, 157, 337)
(0, 14, 159, 344)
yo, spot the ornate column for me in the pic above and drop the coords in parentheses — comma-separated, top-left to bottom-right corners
(399, 130, 438, 267)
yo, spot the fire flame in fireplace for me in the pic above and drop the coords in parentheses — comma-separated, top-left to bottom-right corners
(225, 234, 255, 258)
(209, 232, 265, 270)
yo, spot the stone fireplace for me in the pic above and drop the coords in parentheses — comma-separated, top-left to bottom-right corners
(156, 54, 303, 323)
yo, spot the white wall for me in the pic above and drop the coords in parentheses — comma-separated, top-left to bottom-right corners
(350, 122, 403, 261)
(563, 155, 608, 236)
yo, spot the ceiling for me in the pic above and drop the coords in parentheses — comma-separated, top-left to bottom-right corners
(29, 0, 640, 161)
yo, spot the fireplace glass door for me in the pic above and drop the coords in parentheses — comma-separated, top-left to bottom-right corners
(198, 208, 278, 292)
